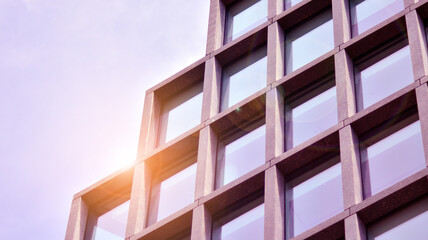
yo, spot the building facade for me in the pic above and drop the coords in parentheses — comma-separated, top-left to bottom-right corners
(65, 0, 428, 239)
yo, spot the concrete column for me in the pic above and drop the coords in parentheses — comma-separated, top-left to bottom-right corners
(416, 83, 428, 166)
(264, 166, 285, 240)
(345, 214, 367, 240)
(406, 10, 428, 80)
(268, 0, 283, 20)
(340, 125, 363, 210)
(335, 50, 357, 122)
(195, 126, 218, 200)
(265, 87, 285, 161)
(125, 161, 152, 237)
(64, 197, 89, 240)
(136, 93, 161, 157)
(191, 205, 212, 240)
(267, 22, 284, 85)
(202, 57, 222, 121)
(332, 0, 351, 46)
(206, 0, 226, 54)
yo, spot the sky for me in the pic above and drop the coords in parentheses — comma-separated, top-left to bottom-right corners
(0, 0, 209, 239)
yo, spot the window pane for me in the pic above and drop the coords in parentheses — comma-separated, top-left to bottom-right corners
(212, 203, 264, 240)
(367, 197, 428, 240)
(92, 201, 130, 240)
(221, 46, 267, 111)
(361, 121, 426, 198)
(355, 45, 413, 111)
(286, 85, 338, 150)
(161, 83, 203, 144)
(350, 0, 404, 36)
(284, 0, 304, 9)
(285, 10, 334, 74)
(287, 162, 343, 238)
(216, 125, 265, 188)
(148, 163, 197, 224)
(225, 0, 267, 43)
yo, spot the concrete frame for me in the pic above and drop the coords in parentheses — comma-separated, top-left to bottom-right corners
(66, 0, 428, 239)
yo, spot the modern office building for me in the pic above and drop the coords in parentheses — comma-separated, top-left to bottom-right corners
(65, 0, 428, 239)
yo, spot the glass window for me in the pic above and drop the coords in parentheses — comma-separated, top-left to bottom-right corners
(220, 46, 267, 111)
(284, 0, 304, 9)
(212, 202, 264, 240)
(216, 124, 265, 188)
(159, 82, 203, 144)
(224, 0, 267, 43)
(354, 44, 413, 111)
(91, 200, 130, 240)
(285, 9, 334, 74)
(286, 161, 343, 238)
(367, 196, 428, 240)
(285, 80, 338, 150)
(350, 0, 404, 37)
(147, 162, 197, 225)
(360, 120, 426, 198)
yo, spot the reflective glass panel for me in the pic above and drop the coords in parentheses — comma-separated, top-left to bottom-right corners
(355, 45, 413, 111)
(221, 46, 267, 111)
(287, 162, 343, 238)
(216, 124, 265, 188)
(212, 203, 264, 240)
(160, 83, 203, 144)
(285, 10, 334, 74)
(284, 0, 304, 9)
(92, 201, 130, 240)
(148, 163, 197, 225)
(367, 197, 428, 240)
(225, 0, 267, 43)
(350, 0, 404, 36)
(286, 84, 338, 150)
(361, 120, 425, 198)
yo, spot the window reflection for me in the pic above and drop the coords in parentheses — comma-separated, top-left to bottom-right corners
(224, 0, 267, 43)
(367, 197, 428, 239)
(350, 0, 404, 37)
(212, 202, 264, 240)
(216, 124, 265, 188)
(285, 80, 338, 150)
(355, 44, 413, 111)
(92, 201, 130, 240)
(148, 162, 197, 225)
(286, 161, 343, 238)
(284, 0, 304, 9)
(220, 46, 267, 111)
(360, 120, 426, 198)
(160, 82, 203, 145)
(285, 9, 334, 74)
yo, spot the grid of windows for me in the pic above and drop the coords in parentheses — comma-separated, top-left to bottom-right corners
(66, 1, 428, 240)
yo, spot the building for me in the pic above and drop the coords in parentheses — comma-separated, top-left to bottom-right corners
(65, 0, 428, 239)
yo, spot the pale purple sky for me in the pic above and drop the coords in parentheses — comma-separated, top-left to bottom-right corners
(0, 0, 209, 239)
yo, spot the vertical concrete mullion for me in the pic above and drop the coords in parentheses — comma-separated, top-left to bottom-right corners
(202, 57, 222, 121)
(65, 197, 89, 240)
(267, 22, 284, 85)
(406, 10, 428, 81)
(335, 50, 357, 122)
(332, 0, 351, 47)
(206, 0, 225, 54)
(345, 214, 367, 240)
(195, 126, 218, 200)
(125, 161, 152, 237)
(268, 0, 283, 20)
(416, 83, 428, 166)
(339, 125, 363, 210)
(191, 204, 212, 240)
(136, 93, 161, 157)
(266, 87, 285, 161)
(264, 165, 285, 240)
(404, 0, 416, 8)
